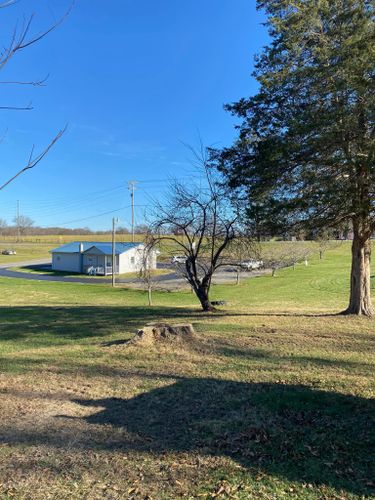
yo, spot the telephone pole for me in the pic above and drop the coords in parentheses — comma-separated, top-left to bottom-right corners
(111, 217, 118, 287)
(128, 181, 137, 242)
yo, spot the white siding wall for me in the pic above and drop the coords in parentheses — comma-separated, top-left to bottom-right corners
(52, 246, 157, 275)
(118, 247, 141, 273)
(118, 246, 157, 273)
(52, 253, 81, 273)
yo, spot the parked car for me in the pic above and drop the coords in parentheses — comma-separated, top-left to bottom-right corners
(171, 255, 186, 264)
(2, 249, 16, 255)
(241, 259, 263, 271)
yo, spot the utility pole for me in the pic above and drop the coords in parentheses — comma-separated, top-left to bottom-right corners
(111, 217, 117, 287)
(16, 200, 20, 243)
(128, 181, 137, 242)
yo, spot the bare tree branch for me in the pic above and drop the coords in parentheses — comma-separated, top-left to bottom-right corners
(0, 3, 74, 71)
(0, 103, 33, 110)
(0, 74, 48, 86)
(0, 125, 67, 191)
(148, 144, 244, 311)
(0, 0, 18, 8)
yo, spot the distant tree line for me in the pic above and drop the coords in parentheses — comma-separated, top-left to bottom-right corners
(0, 216, 150, 237)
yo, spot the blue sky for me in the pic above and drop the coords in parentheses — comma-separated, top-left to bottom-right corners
(0, 0, 267, 231)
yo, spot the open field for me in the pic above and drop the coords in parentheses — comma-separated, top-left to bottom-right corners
(0, 243, 52, 264)
(0, 244, 374, 499)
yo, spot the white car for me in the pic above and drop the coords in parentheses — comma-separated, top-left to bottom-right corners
(2, 249, 17, 255)
(171, 255, 186, 264)
(241, 259, 263, 271)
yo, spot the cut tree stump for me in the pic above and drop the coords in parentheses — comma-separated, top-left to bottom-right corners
(129, 322, 195, 346)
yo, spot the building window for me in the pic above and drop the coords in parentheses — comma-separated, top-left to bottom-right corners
(130, 257, 135, 265)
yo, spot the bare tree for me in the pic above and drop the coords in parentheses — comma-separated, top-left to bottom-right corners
(138, 237, 157, 306)
(0, 2, 71, 192)
(150, 148, 240, 312)
(13, 214, 33, 235)
(315, 231, 342, 260)
(116, 226, 130, 235)
(0, 217, 7, 235)
(260, 243, 292, 277)
(260, 241, 314, 277)
(134, 224, 150, 235)
(288, 241, 313, 270)
(228, 237, 262, 285)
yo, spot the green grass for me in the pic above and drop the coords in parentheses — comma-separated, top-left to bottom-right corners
(0, 242, 374, 499)
(0, 242, 51, 264)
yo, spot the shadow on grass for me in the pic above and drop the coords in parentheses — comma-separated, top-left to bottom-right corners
(208, 340, 374, 371)
(216, 310, 343, 318)
(73, 379, 374, 495)
(0, 305, 203, 344)
(0, 304, 354, 349)
(2, 379, 372, 496)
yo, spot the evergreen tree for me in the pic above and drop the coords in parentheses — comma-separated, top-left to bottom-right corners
(215, 0, 375, 315)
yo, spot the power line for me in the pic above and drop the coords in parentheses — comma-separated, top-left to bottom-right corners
(53, 206, 127, 227)
(48, 204, 150, 228)
(0, 175, 202, 228)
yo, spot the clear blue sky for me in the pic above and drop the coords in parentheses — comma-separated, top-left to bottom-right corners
(0, 0, 267, 231)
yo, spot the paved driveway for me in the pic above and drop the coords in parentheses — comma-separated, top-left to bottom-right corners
(0, 259, 264, 288)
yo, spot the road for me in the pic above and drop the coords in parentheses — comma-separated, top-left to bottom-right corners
(0, 259, 265, 288)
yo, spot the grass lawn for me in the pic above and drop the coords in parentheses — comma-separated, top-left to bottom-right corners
(0, 243, 51, 264)
(0, 243, 374, 499)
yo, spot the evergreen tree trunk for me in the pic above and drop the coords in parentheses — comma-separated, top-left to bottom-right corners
(343, 233, 374, 317)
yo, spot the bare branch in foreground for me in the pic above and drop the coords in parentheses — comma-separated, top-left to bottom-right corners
(0, 74, 49, 86)
(0, 1, 18, 8)
(0, 125, 67, 191)
(0, 3, 74, 71)
(0, 103, 33, 110)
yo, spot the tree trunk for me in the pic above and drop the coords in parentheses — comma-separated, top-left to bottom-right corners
(196, 286, 216, 312)
(343, 233, 374, 316)
(147, 286, 152, 306)
(236, 270, 240, 285)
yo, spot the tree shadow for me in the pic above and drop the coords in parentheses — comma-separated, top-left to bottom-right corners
(66, 379, 374, 496)
(0, 305, 201, 344)
(216, 311, 343, 318)
(208, 339, 374, 371)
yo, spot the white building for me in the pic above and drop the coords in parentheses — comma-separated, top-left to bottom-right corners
(50, 241, 157, 275)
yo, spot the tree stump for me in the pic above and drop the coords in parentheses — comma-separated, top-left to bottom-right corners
(130, 322, 195, 346)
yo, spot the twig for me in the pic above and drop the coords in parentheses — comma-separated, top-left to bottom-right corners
(0, 125, 67, 191)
